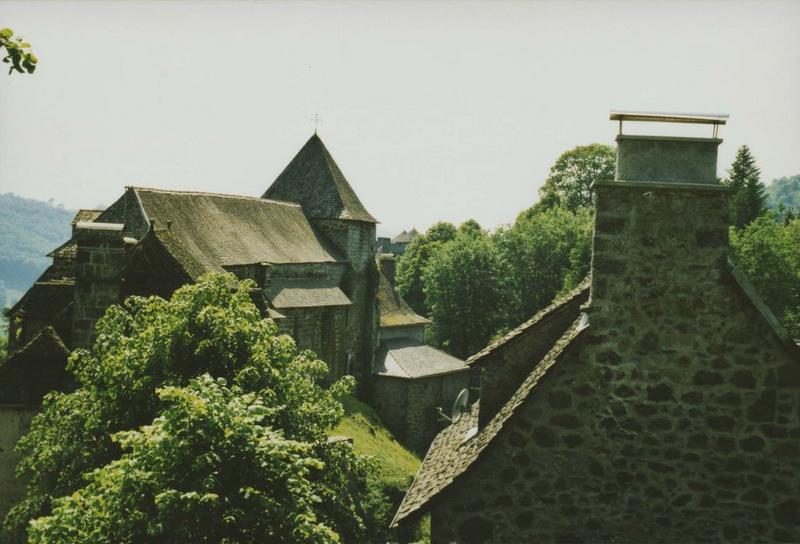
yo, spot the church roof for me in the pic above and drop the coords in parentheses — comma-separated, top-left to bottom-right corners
(392, 318, 586, 526)
(9, 280, 74, 318)
(71, 209, 103, 226)
(130, 187, 344, 272)
(0, 326, 70, 405)
(266, 286, 351, 309)
(263, 134, 377, 223)
(377, 272, 430, 328)
(374, 338, 469, 379)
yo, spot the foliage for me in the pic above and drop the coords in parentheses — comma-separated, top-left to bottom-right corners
(5, 274, 388, 543)
(423, 230, 512, 358)
(724, 146, 767, 229)
(766, 175, 800, 218)
(495, 206, 592, 326)
(395, 222, 457, 316)
(0, 330, 6, 362)
(730, 215, 800, 338)
(1, 28, 37, 74)
(531, 144, 615, 214)
(0, 193, 74, 292)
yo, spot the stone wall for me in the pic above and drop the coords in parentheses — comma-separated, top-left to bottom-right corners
(276, 306, 349, 379)
(314, 219, 378, 389)
(375, 371, 471, 454)
(429, 182, 800, 543)
(477, 290, 587, 428)
(0, 406, 35, 520)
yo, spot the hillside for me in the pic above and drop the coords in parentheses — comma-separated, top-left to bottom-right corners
(767, 175, 800, 212)
(330, 396, 430, 541)
(0, 193, 74, 306)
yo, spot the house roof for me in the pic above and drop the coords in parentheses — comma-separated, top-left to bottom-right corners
(392, 317, 586, 526)
(467, 278, 590, 366)
(266, 286, 351, 309)
(263, 134, 377, 223)
(377, 272, 430, 328)
(130, 187, 345, 269)
(391, 228, 419, 244)
(374, 338, 469, 379)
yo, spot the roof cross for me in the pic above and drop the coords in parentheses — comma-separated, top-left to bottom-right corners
(310, 113, 323, 134)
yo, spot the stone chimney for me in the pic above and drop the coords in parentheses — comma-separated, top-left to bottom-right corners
(590, 111, 731, 333)
(71, 221, 126, 348)
(379, 253, 396, 288)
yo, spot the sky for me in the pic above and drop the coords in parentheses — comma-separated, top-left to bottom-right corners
(1, 1, 799, 236)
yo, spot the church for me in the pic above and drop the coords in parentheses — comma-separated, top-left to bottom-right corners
(0, 134, 469, 514)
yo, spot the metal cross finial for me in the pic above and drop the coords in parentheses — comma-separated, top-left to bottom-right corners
(311, 113, 323, 134)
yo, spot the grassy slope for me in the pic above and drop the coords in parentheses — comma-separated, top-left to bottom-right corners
(331, 396, 421, 486)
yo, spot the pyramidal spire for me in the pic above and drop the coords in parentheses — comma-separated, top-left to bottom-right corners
(263, 134, 377, 223)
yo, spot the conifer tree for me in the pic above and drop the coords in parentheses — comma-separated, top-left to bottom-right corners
(724, 145, 767, 228)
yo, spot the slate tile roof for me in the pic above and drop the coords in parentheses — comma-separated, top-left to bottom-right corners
(267, 286, 351, 309)
(392, 317, 586, 526)
(131, 187, 345, 269)
(9, 279, 74, 318)
(466, 278, 590, 366)
(0, 326, 70, 404)
(263, 134, 377, 223)
(391, 228, 419, 244)
(377, 272, 430, 328)
(71, 209, 103, 226)
(374, 338, 469, 379)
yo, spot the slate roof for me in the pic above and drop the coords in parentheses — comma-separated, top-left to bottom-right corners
(263, 134, 377, 223)
(467, 278, 590, 366)
(131, 187, 345, 270)
(267, 286, 351, 309)
(392, 317, 586, 526)
(374, 338, 469, 379)
(71, 209, 103, 226)
(392, 228, 419, 244)
(9, 280, 74, 318)
(377, 272, 430, 328)
(0, 326, 70, 405)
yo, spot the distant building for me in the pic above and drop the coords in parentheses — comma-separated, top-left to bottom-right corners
(378, 228, 420, 256)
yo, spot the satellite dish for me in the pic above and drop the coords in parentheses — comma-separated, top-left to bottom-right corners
(450, 388, 470, 423)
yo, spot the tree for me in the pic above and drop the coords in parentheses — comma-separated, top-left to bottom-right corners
(5, 274, 386, 543)
(730, 214, 800, 339)
(532, 144, 616, 214)
(423, 231, 511, 358)
(724, 145, 767, 229)
(1, 28, 37, 74)
(494, 206, 592, 327)
(395, 222, 457, 316)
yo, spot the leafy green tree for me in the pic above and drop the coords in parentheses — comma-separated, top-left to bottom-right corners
(5, 274, 387, 543)
(766, 175, 800, 220)
(730, 215, 800, 338)
(457, 219, 483, 238)
(423, 231, 511, 358)
(531, 144, 616, 214)
(495, 206, 592, 326)
(1, 28, 37, 74)
(395, 222, 457, 316)
(724, 145, 767, 229)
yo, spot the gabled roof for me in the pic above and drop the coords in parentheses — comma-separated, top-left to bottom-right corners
(263, 134, 377, 223)
(267, 286, 351, 309)
(9, 280, 74, 318)
(467, 278, 590, 366)
(0, 326, 70, 405)
(374, 338, 468, 379)
(377, 272, 430, 329)
(71, 209, 103, 226)
(392, 228, 419, 244)
(129, 187, 345, 270)
(392, 317, 586, 526)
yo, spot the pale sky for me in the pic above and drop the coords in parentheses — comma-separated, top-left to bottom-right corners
(1, 0, 799, 236)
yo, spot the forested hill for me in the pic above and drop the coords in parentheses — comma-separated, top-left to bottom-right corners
(767, 175, 800, 211)
(0, 193, 74, 305)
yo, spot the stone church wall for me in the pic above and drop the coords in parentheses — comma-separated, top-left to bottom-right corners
(0, 406, 35, 520)
(429, 184, 800, 543)
(276, 306, 349, 379)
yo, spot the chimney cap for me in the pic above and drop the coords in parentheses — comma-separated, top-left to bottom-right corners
(610, 110, 728, 126)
